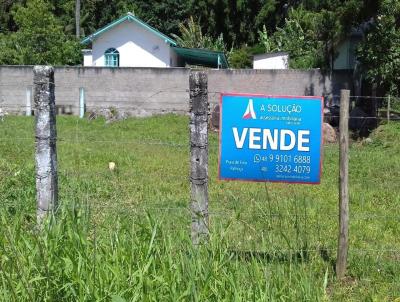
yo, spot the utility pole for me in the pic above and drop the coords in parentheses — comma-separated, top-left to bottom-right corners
(75, 0, 81, 38)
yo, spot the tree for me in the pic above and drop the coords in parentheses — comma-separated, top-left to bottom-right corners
(133, 0, 191, 37)
(171, 16, 226, 51)
(186, 0, 287, 48)
(0, 0, 386, 70)
(0, 0, 24, 33)
(227, 46, 253, 68)
(81, 0, 138, 36)
(0, 0, 81, 65)
(264, 7, 323, 69)
(255, 1, 373, 70)
(358, 0, 400, 94)
(75, 0, 80, 38)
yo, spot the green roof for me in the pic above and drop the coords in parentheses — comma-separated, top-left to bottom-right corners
(173, 47, 229, 69)
(81, 12, 177, 46)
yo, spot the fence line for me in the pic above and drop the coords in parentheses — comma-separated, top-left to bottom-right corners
(1, 67, 399, 284)
(3, 198, 400, 221)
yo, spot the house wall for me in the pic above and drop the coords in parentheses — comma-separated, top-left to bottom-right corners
(91, 21, 172, 67)
(253, 54, 289, 69)
(0, 66, 353, 116)
(83, 51, 93, 66)
(169, 48, 179, 67)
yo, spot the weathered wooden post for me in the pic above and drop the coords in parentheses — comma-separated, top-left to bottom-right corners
(371, 83, 378, 128)
(387, 95, 391, 122)
(189, 71, 209, 245)
(336, 89, 350, 279)
(34, 66, 58, 224)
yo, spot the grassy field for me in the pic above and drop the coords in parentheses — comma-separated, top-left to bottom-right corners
(0, 115, 399, 301)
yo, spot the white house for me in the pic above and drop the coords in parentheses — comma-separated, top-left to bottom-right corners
(81, 13, 228, 69)
(253, 52, 289, 69)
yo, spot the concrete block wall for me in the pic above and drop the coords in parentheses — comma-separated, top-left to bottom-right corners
(0, 66, 34, 113)
(0, 66, 353, 116)
(57, 67, 190, 116)
(207, 69, 333, 106)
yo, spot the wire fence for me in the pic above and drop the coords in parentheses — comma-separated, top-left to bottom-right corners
(1, 81, 400, 273)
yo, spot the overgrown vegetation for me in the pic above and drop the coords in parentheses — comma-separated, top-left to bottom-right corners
(357, 0, 400, 95)
(0, 0, 81, 65)
(1, 0, 399, 94)
(0, 115, 399, 301)
(171, 16, 226, 52)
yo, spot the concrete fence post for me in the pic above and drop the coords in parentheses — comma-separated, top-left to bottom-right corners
(189, 71, 209, 245)
(34, 66, 58, 224)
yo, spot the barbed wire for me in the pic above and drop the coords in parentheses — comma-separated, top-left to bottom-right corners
(59, 206, 400, 221)
(2, 100, 400, 110)
(1, 114, 399, 121)
(2, 197, 400, 222)
(0, 137, 196, 149)
(0, 104, 189, 109)
(1, 130, 399, 147)
(2, 83, 400, 98)
(4, 135, 387, 149)
(1, 100, 400, 110)
(1, 105, 399, 117)
(1, 88, 399, 260)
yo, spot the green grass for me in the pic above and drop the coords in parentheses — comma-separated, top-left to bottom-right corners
(0, 115, 399, 301)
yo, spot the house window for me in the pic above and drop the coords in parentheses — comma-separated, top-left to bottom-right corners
(104, 48, 119, 67)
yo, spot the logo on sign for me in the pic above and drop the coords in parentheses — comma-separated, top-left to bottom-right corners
(242, 99, 256, 119)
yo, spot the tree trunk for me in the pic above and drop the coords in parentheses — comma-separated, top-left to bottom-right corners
(75, 0, 81, 38)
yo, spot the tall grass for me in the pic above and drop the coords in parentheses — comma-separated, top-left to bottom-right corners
(0, 206, 326, 301)
(0, 116, 399, 301)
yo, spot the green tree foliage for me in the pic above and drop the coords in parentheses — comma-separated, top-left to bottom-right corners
(80, 0, 138, 37)
(254, 7, 323, 69)
(79, 0, 189, 39)
(358, 0, 400, 94)
(133, 0, 191, 38)
(186, 0, 287, 47)
(171, 16, 226, 51)
(0, 0, 81, 65)
(256, 1, 376, 70)
(258, 25, 277, 53)
(0, 0, 392, 73)
(227, 47, 252, 68)
(272, 7, 324, 69)
(0, 0, 24, 33)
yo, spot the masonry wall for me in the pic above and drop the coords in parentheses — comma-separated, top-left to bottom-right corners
(0, 66, 353, 116)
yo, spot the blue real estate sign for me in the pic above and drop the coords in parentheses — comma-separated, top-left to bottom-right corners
(219, 94, 323, 184)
